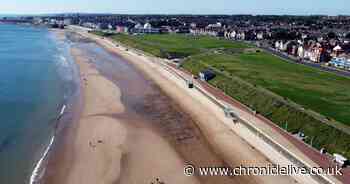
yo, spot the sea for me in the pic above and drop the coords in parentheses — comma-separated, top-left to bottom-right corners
(0, 24, 78, 184)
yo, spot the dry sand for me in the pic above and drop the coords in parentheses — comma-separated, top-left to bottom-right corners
(64, 49, 126, 184)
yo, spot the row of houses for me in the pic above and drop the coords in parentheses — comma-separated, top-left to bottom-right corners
(275, 40, 325, 62)
(274, 40, 350, 63)
(189, 22, 268, 40)
(224, 30, 266, 40)
(85, 21, 192, 35)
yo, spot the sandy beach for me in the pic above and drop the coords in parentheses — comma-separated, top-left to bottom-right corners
(45, 29, 207, 184)
(42, 28, 329, 184)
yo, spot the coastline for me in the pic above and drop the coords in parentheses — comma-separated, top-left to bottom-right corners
(41, 27, 340, 184)
(78, 28, 346, 183)
(64, 29, 304, 184)
(29, 29, 81, 184)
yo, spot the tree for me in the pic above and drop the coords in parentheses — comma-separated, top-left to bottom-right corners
(327, 32, 337, 39)
(346, 32, 350, 39)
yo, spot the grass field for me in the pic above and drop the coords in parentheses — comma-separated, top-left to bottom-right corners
(185, 52, 350, 125)
(109, 33, 250, 58)
(93, 32, 350, 157)
(183, 51, 350, 157)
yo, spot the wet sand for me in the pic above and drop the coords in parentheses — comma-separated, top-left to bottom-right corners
(44, 30, 304, 184)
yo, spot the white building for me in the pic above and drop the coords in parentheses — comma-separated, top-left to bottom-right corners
(275, 40, 285, 50)
(297, 46, 304, 58)
(257, 32, 264, 40)
(207, 22, 222, 29)
(144, 23, 152, 30)
(63, 18, 72, 25)
(134, 23, 142, 29)
(236, 32, 245, 40)
(224, 30, 237, 40)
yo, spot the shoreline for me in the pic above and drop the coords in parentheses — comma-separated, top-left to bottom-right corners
(29, 134, 55, 184)
(43, 45, 126, 184)
(28, 29, 81, 184)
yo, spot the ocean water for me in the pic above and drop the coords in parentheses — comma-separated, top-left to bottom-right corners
(0, 24, 77, 184)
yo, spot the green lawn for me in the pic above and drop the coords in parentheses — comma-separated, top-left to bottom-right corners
(109, 33, 250, 58)
(185, 52, 350, 125)
(183, 51, 350, 156)
(93, 32, 350, 157)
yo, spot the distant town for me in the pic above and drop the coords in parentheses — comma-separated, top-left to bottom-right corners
(2, 14, 350, 72)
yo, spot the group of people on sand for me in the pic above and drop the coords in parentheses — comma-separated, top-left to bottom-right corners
(88, 140, 103, 148)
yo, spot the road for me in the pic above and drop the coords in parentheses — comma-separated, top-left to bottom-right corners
(259, 44, 350, 78)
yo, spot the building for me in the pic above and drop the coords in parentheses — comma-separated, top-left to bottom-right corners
(332, 45, 343, 57)
(199, 70, 216, 81)
(236, 32, 245, 40)
(207, 22, 222, 29)
(131, 22, 160, 34)
(286, 41, 298, 55)
(297, 45, 305, 58)
(257, 32, 264, 40)
(63, 18, 72, 26)
(143, 22, 152, 29)
(303, 42, 328, 63)
(116, 25, 129, 33)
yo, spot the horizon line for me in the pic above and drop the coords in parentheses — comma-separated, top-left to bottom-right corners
(2, 12, 350, 17)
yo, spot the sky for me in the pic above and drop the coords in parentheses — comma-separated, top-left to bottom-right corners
(0, 0, 348, 15)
